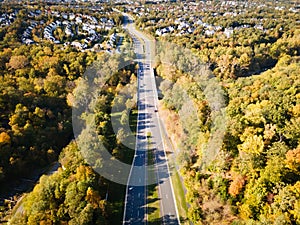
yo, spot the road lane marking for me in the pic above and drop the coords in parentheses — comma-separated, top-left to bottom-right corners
(123, 13, 181, 225)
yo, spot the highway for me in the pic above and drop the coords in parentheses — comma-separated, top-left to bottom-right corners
(122, 15, 180, 225)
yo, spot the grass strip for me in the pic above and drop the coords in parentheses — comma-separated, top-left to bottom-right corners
(160, 120, 189, 224)
(109, 109, 138, 224)
(171, 168, 189, 224)
(146, 133, 161, 225)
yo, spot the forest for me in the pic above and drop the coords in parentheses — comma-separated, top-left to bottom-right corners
(157, 53, 300, 224)
(0, 2, 137, 224)
(134, 1, 300, 224)
(0, 0, 299, 224)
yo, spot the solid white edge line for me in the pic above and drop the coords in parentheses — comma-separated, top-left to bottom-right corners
(144, 65, 148, 225)
(123, 16, 150, 225)
(150, 60, 181, 224)
(122, 19, 141, 225)
(123, 14, 180, 225)
(147, 46, 166, 225)
(134, 23, 181, 224)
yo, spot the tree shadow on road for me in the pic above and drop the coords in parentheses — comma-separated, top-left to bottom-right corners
(147, 214, 179, 225)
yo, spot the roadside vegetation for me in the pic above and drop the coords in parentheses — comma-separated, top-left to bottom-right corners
(0, 2, 138, 223)
(8, 57, 138, 224)
(0, 0, 299, 224)
(127, 1, 300, 224)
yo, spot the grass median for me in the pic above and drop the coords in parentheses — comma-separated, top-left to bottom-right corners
(146, 133, 161, 225)
(109, 109, 138, 225)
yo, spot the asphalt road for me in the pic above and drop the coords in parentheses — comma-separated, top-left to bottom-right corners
(122, 15, 180, 225)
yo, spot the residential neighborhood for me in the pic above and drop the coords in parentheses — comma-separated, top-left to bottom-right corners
(0, 1, 299, 225)
(0, 11, 17, 28)
(15, 7, 122, 51)
(127, 1, 299, 38)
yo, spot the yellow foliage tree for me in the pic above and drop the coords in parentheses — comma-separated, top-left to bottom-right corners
(229, 174, 246, 197)
(7, 55, 28, 70)
(238, 134, 264, 155)
(286, 147, 300, 174)
(0, 132, 11, 145)
(86, 187, 101, 209)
